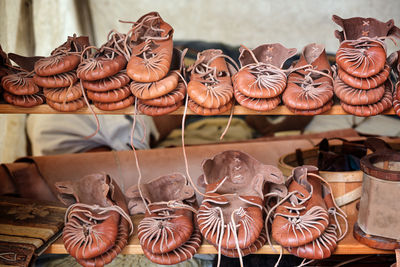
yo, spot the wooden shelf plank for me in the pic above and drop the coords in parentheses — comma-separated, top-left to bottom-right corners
(44, 203, 394, 255)
(0, 104, 396, 115)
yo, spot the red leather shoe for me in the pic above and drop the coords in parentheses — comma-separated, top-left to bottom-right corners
(197, 150, 284, 250)
(126, 173, 198, 258)
(286, 173, 348, 260)
(77, 32, 128, 81)
(233, 43, 296, 99)
(333, 15, 400, 78)
(34, 35, 89, 76)
(55, 173, 133, 267)
(127, 12, 174, 83)
(283, 44, 333, 113)
(187, 49, 234, 109)
(271, 166, 329, 247)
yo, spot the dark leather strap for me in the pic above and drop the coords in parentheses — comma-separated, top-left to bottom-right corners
(361, 152, 400, 181)
(361, 138, 400, 181)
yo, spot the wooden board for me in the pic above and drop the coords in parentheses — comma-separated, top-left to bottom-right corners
(45, 201, 393, 255)
(0, 104, 395, 115)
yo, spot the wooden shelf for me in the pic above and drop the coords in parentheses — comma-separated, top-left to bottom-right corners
(45, 202, 393, 255)
(0, 104, 396, 115)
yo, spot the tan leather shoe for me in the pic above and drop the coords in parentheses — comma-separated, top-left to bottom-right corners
(130, 48, 185, 100)
(334, 76, 385, 106)
(340, 81, 392, 116)
(332, 15, 400, 79)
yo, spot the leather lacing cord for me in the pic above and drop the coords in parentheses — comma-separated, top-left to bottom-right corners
(132, 56, 189, 216)
(186, 53, 238, 139)
(78, 79, 100, 139)
(199, 194, 262, 267)
(152, 200, 198, 214)
(124, 16, 178, 215)
(307, 173, 348, 244)
(128, 97, 152, 214)
(230, 208, 245, 267)
(0, 252, 17, 262)
(65, 203, 134, 235)
(197, 204, 250, 267)
(126, 21, 186, 217)
(107, 30, 132, 62)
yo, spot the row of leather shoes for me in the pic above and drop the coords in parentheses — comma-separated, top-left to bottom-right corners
(125, 150, 349, 266)
(2, 13, 400, 117)
(126, 150, 284, 265)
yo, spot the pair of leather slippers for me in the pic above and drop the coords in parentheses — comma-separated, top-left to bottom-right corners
(271, 166, 348, 260)
(233, 43, 296, 112)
